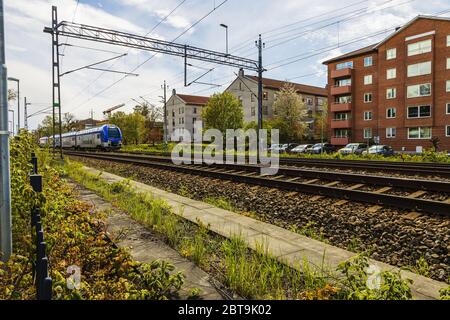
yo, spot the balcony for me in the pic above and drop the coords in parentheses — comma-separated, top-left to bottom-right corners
(331, 85, 352, 96)
(331, 68, 353, 79)
(330, 102, 352, 112)
(331, 137, 350, 146)
(331, 119, 352, 129)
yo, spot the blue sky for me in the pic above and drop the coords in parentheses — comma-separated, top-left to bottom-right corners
(4, 0, 450, 130)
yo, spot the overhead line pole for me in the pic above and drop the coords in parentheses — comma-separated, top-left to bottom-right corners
(0, 0, 12, 261)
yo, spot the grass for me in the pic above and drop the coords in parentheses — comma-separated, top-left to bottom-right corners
(62, 159, 417, 300)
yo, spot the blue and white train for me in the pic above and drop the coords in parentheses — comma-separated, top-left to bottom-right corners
(40, 124, 123, 150)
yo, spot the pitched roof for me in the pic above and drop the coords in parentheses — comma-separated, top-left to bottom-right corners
(322, 44, 377, 65)
(177, 94, 210, 106)
(245, 75, 327, 97)
(322, 15, 450, 65)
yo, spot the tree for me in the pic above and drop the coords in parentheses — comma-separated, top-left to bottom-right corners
(8, 89, 16, 102)
(63, 112, 77, 132)
(202, 92, 244, 134)
(314, 102, 328, 143)
(36, 115, 53, 138)
(108, 111, 145, 145)
(271, 84, 308, 142)
(134, 103, 163, 145)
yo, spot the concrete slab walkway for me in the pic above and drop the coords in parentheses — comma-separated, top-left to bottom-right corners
(80, 166, 448, 300)
(72, 183, 224, 300)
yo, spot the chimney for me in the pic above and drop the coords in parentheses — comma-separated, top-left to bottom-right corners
(172, 88, 176, 96)
(395, 27, 401, 31)
(238, 68, 244, 78)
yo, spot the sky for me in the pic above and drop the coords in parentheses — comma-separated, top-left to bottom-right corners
(4, 0, 450, 131)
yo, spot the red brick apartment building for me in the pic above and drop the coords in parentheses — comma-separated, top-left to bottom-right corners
(323, 15, 450, 152)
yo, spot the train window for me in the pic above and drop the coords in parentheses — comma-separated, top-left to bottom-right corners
(97, 134, 100, 139)
(108, 128, 120, 138)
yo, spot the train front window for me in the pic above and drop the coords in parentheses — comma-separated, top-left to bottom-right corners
(108, 128, 120, 139)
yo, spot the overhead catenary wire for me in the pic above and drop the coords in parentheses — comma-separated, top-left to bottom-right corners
(71, 0, 230, 112)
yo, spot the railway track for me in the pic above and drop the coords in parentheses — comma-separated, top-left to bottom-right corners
(117, 150, 450, 178)
(65, 151, 450, 217)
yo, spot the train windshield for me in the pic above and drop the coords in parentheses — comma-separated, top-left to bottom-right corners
(108, 127, 121, 139)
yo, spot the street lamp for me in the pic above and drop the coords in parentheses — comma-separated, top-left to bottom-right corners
(220, 24, 228, 55)
(7, 77, 19, 134)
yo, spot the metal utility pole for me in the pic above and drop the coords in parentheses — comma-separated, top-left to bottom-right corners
(256, 34, 264, 132)
(24, 97, 31, 130)
(48, 6, 62, 159)
(7, 77, 19, 134)
(161, 81, 168, 151)
(0, 0, 12, 261)
(220, 24, 228, 55)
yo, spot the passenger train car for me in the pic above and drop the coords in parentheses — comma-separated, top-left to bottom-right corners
(41, 124, 122, 150)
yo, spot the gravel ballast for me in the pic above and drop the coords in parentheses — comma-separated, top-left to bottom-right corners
(69, 156, 450, 283)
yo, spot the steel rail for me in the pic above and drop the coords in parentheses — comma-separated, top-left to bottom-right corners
(65, 151, 450, 216)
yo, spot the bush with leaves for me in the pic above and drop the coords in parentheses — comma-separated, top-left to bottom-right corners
(0, 132, 184, 300)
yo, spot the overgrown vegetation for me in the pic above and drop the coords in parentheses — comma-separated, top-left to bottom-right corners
(0, 132, 184, 300)
(64, 160, 419, 300)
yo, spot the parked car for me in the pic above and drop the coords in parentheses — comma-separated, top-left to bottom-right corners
(290, 144, 314, 154)
(362, 145, 395, 156)
(310, 143, 336, 154)
(338, 143, 368, 155)
(268, 144, 283, 152)
(284, 143, 301, 153)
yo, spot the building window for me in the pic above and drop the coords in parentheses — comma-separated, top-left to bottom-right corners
(387, 108, 397, 119)
(306, 98, 313, 105)
(386, 88, 397, 99)
(238, 96, 243, 103)
(386, 68, 396, 80)
(364, 75, 373, 85)
(251, 107, 256, 116)
(407, 39, 432, 56)
(407, 105, 431, 118)
(274, 94, 278, 101)
(317, 98, 324, 106)
(263, 92, 268, 100)
(408, 61, 431, 77)
(263, 105, 269, 115)
(335, 112, 349, 120)
(386, 128, 396, 138)
(193, 108, 197, 114)
(364, 93, 372, 103)
(408, 127, 432, 139)
(363, 128, 372, 139)
(407, 83, 431, 98)
(447, 35, 450, 47)
(386, 48, 396, 60)
(447, 80, 450, 92)
(336, 61, 353, 70)
(447, 58, 450, 70)
(337, 96, 352, 104)
(336, 78, 351, 86)
(364, 56, 373, 67)
(251, 94, 255, 102)
(364, 111, 372, 121)
(447, 125, 450, 137)
(447, 103, 450, 114)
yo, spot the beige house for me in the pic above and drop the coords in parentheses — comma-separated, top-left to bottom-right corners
(225, 69, 328, 138)
(166, 89, 209, 141)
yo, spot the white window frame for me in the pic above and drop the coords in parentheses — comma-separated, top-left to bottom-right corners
(386, 88, 397, 99)
(446, 80, 450, 93)
(364, 75, 373, 85)
(407, 105, 432, 119)
(386, 107, 397, 119)
(364, 93, 372, 103)
(407, 83, 431, 98)
(407, 39, 432, 56)
(447, 103, 450, 115)
(386, 48, 396, 60)
(446, 125, 450, 137)
(447, 35, 450, 47)
(387, 68, 397, 80)
(363, 128, 372, 139)
(408, 127, 432, 140)
(386, 127, 396, 138)
(336, 61, 353, 70)
(364, 56, 373, 67)
(447, 58, 450, 70)
(407, 61, 432, 77)
(364, 111, 373, 121)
